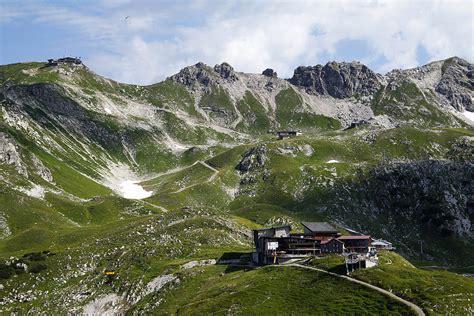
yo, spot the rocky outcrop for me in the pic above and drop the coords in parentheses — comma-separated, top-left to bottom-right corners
(236, 145, 268, 173)
(31, 155, 54, 183)
(168, 62, 214, 89)
(0, 132, 27, 177)
(372, 160, 474, 239)
(436, 57, 474, 111)
(262, 68, 277, 77)
(213, 62, 238, 81)
(288, 61, 383, 98)
(447, 136, 474, 162)
(324, 159, 474, 263)
(169, 62, 238, 91)
(235, 145, 269, 186)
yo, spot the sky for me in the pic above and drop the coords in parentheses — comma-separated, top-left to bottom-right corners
(0, 0, 472, 85)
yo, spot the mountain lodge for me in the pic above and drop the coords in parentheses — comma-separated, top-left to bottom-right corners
(275, 130, 302, 139)
(252, 222, 379, 266)
(47, 57, 82, 66)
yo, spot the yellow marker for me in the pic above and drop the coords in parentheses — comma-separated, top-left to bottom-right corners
(105, 271, 115, 276)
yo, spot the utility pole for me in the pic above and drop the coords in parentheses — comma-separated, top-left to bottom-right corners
(420, 240, 423, 262)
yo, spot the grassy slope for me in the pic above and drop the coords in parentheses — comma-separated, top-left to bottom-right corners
(140, 265, 414, 315)
(275, 87, 341, 130)
(236, 91, 271, 133)
(308, 252, 474, 315)
(353, 252, 474, 315)
(371, 82, 465, 127)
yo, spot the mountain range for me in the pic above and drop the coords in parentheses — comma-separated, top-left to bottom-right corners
(0, 56, 473, 314)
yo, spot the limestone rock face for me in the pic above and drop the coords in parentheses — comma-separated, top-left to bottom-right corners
(436, 57, 474, 111)
(0, 132, 27, 177)
(288, 61, 383, 98)
(31, 154, 54, 183)
(168, 62, 214, 88)
(2, 84, 129, 149)
(169, 62, 238, 91)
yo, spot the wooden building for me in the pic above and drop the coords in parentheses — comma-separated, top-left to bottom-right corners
(301, 222, 341, 240)
(275, 130, 302, 140)
(253, 226, 291, 264)
(47, 57, 82, 67)
(252, 222, 377, 265)
(320, 238, 344, 254)
(371, 239, 394, 250)
(337, 235, 371, 253)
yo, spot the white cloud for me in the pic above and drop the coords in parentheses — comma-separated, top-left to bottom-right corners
(2, 0, 473, 84)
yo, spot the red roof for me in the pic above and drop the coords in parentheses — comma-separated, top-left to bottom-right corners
(337, 235, 371, 240)
(321, 238, 343, 244)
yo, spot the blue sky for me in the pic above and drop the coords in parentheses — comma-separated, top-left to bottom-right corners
(0, 0, 472, 84)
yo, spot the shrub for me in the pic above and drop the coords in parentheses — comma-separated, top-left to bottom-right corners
(29, 262, 47, 273)
(0, 263, 14, 279)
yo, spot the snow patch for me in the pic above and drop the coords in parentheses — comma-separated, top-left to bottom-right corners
(462, 110, 474, 122)
(104, 107, 112, 114)
(102, 163, 152, 200)
(326, 160, 340, 164)
(119, 180, 152, 199)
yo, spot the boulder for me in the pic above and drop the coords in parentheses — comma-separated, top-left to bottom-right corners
(262, 68, 277, 77)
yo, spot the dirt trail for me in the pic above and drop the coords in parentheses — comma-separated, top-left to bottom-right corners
(141, 200, 169, 213)
(170, 160, 219, 194)
(280, 264, 425, 316)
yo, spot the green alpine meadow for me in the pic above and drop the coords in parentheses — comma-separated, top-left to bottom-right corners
(0, 55, 472, 314)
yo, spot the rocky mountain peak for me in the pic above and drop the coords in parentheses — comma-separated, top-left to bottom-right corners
(168, 62, 215, 88)
(262, 68, 277, 77)
(436, 57, 473, 111)
(288, 61, 383, 99)
(169, 61, 239, 90)
(214, 62, 238, 81)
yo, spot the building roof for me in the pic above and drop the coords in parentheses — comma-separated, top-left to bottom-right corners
(253, 225, 291, 232)
(301, 222, 338, 234)
(321, 238, 344, 245)
(337, 235, 371, 240)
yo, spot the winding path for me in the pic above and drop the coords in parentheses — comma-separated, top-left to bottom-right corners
(170, 160, 219, 194)
(141, 200, 169, 213)
(279, 264, 425, 316)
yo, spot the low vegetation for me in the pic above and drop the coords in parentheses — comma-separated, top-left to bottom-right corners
(146, 265, 415, 315)
(352, 251, 474, 315)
